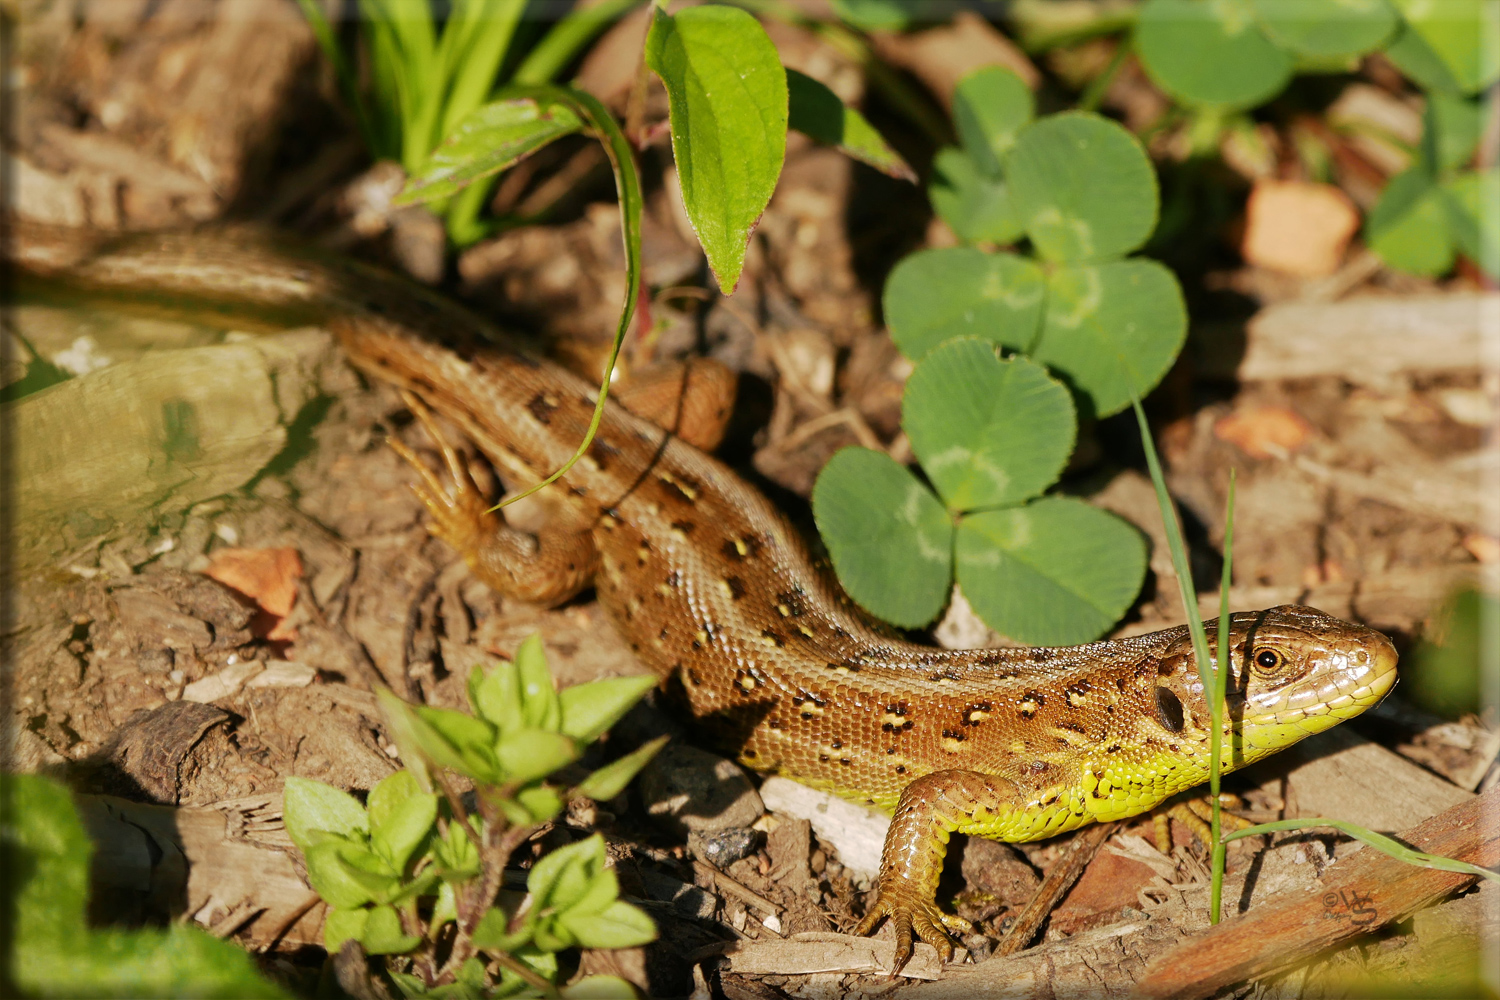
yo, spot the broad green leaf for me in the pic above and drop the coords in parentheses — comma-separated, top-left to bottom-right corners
(956, 497, 1147, 645)
(953, 66, 1034, 175)
(366, 770, 420, 833)
(883, 247, 1044, 360)
(1136, 0, 1294, 108)
(529, 833, 608, 912)
(375, 688, 433, 791)
(1007, 112, 1159, 262)
(558, 674, 659, 743)
(1442, 169, 1500, 279)
(282, 776, 368, 851)
(472, 902, 532, 952)
(560, 862, 621, 920)
(515, 783, 566, 823)
(786, 68, 915, 181)
(1426, 93, 1485, 173)
(831, 0, 917, 30)
(575, 735, 670, 802)
(1389, 0, 1500, 94)
(7, 774, 288, 998)
(470, 660, 524, 734)
(811, 447, 954, 629)
(1367, 168, 1456, 276)
(928, 148, 1025, 246)
(395, 95, 583, 206)
(564, 977, 642, 999)
(1251, 0, 1397, 57)
(495, 728, 578, 784)
(1383, 19, 1465, 93)
(515, 633, 563, 731)
(360, 904, 422, 955)
(370, 789, 438, 873)
(1031, 259, 1187, 419)
(561, 899, 659, 950)
(645, 4, 788, 293)
(903, 340, 1075, 512)
(323, 907, 369, 954)
(412, 704, 501, 781)
(304, 840, 381, 909)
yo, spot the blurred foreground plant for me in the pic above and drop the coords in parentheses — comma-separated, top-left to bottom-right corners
(283, 634, 665, 998)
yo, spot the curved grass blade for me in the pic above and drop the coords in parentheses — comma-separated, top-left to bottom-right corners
(491, 84, 642, 511)
(1223, 817, 1500, 884)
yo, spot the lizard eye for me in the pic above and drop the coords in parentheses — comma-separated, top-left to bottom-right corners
(1254, 648, 1282, 671)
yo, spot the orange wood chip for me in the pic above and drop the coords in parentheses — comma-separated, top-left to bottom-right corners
(1214, 405, 1313, 459)
(204, 546, 303, 640)
(1241, 179, 1360, 278)
(1462, 533, 1500, 564)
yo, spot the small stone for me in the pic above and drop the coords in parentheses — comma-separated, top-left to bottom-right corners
(690, 827, 760, 868)
(638, 743, 764, 837)
(961, 837, 1041, 906)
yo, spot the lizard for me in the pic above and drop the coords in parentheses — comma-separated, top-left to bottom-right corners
(11, 222, 1400, 971)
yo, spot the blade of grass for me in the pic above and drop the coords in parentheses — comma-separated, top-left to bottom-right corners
(1209, 468, 1235, 924)
(491, 84, 642, 511)
(439, 0, 528, 142)
(512, 0, 643, 85)
(1223, 817, 1500, 885)
(296, 0, 383, 155)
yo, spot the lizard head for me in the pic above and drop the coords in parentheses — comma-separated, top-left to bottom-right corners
(1153, 604, 1397, 766)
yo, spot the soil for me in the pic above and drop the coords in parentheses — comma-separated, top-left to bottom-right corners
(6, 2, 1496, 998)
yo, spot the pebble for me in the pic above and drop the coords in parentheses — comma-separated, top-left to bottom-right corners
(638, 743, 764, 837)
(690, 827, 761, 868)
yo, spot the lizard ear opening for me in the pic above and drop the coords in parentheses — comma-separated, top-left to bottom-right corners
(1155, 686, 1185, 733)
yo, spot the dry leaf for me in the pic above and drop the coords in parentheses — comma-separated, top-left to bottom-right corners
(1214, 405, 1313, 459)
(1241, 179, 1360, 278)
(204, 546, 303, 640)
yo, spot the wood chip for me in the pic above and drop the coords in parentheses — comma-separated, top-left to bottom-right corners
(718, 932, 944, 981)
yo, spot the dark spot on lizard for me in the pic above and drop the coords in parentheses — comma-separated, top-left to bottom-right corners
(527, 392, 558, 424)
(724, 576, 746, 599)
(1155, 687, 1185, 733)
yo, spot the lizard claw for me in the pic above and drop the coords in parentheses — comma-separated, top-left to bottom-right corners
(387, 391, 498, 556)
(855, 887, 970, 974)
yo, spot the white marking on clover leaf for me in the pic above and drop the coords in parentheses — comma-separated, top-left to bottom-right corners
(1048, 266, 1102, 329)
(969, 457, 1014, 501)
(924, 445, 973, 476)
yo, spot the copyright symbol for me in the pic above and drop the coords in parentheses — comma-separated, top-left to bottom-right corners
(1322, 893, 1339, 908)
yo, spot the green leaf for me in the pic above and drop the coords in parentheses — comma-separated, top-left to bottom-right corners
(1389, 0, 1500, 94)
(558, 674, 660, 743)
(376, 688, 434, 792)
(515, 633, 563, 731)
(883, 247, 1044, 361)
(367, 770, 419, 832)
(396, 95, 583, 206)
(1031, 259, 1187, 419)
(7, 774, 288, 998)
(811, 447, 954, 629)
(1135, 0, 1294, 108)
(1251, 0, 1397, 57)
(786, 68, 915, 181)
(928, 148, 1026, 245)
(433, 820, 481, 881)
(561, 900, 659, 950)
(1383, 19, 1465, 93)
(472, 901, 532, 952)
(412, 704, 501, 781)
(1007, 111, 1159, 263)
(323, 906, 370, 954)
(956, 497, 1147, 645)
(953, 66, 1034, 175)
(432, 880, 458, 931)
(282, 776, 368, 852)
(515, 783, 566, 823)
(304, 841, 381, 909)
(564, 976, 641, 999)
(496, 728, 579, 784)
(1367, 168, 1456, 276)
(360, 904, 422, 955)
(575, 735, 670, 802)
(370, 788, 438, 873)
(530, 833, 609, 912)
(560, 861, 621, 920)
(903, 340, 1075, 512)
(645, 3, 788, 293)
(1426, 93, 1485, 173)
(470, 660, 524, 734)
(831, 0, 917, 30)
(1442, 168, 1500, 280)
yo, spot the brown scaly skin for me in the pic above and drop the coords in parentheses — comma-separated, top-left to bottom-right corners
(11, 224, 1400, 972)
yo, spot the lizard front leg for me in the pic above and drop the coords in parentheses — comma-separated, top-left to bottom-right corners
(855, 769, 1024, 973)
(389, 391, 598, 606)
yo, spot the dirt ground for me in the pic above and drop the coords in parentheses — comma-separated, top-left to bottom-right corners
(6, 2, 1498, 998)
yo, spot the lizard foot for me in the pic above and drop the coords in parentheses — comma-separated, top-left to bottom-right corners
(1153, 793, 1256, 852)
(855, 886, 972, 974)
(387, 390, 499, 558)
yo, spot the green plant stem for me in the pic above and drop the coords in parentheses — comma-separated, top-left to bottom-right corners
(513, 0, 644, 84)
(1078, 37, 1130, 113)
(1223, 818, 1500, 885)
(1208, 468, 1235, 925)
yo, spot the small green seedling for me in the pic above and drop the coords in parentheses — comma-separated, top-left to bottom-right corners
(282, 634, 665, 998)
